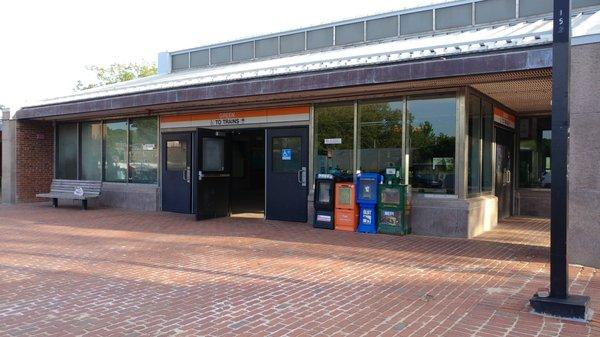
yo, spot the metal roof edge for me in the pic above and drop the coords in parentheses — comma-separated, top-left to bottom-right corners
(572, 33, 600, 45)
(14, 46, 553, 120)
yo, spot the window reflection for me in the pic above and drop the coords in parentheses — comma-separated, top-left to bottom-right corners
(129, 117, 158, 183)
(81, 122, 102, 180)
(519, 117, 551, 188)
(104, 121, 128, 183)
(56, 123, 78, 180)
(408, 95, 456, 194)
(314, 104, 354, 176)
(358, 100, 403, 174)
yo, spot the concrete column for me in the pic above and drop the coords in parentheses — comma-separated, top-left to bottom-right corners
(1, 110, 16, 204)
(567, 41, 600, 268)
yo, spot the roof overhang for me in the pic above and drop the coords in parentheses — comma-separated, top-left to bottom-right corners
(15, 46, 552, 120)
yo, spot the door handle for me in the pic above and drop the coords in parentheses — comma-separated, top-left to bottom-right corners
(297, 170, 302, 184)
(300, 167, 307, 187)
(198, 170, 204, 181)
(185, 167, 191, 183)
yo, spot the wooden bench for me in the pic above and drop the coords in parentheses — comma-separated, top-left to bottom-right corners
(37, 179, 102, 210)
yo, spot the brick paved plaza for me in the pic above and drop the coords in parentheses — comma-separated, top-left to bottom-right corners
(0, 204, 598, 336)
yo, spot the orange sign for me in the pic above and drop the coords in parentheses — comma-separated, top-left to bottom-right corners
(493, 107, 515, 129)
(160, 106, 310, 128)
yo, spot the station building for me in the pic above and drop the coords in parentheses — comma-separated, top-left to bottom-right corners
(2, 0, 600, 267)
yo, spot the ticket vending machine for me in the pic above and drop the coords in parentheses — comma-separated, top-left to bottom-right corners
(378, 168, 410, 235)
(334, 182, 358, 231)
(314, 174, 335, 229)
(356, 172, 383, 234)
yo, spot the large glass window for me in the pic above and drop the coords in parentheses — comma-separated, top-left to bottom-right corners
(519, 116, 551, 188)
(468, 95, 481, 194)
(129, 118, 158, 183)
(467, 96, 494, 195)
(81, 122, 102, 180)
(408, 95, 456, 194)
(481, 102, 493, 192)
(358, 99, 403, 174)
(104, 121, 128, 182)
(56, 123, 78, 179)
(314, 104, 354, 176)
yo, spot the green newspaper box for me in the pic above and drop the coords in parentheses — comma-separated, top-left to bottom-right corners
(377, 168, 410, 235)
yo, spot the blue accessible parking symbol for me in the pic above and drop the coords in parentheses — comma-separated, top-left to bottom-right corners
(282, 148, 292, 161)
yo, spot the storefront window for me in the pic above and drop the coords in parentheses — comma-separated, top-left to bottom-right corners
(129, 117, 158, 183)
(467, 96, 494, 195)
(519, 116, 551, 188)
(81, 122, 102, 180)
(408, 95, 456, 194)
(314, 104, 354, 176)
(468, 95, 481, 194)
(481, 102, 493, 192)
(56, 123, 78, 179)
(358, 99, 403, 174)
(104, 121, 128, 182)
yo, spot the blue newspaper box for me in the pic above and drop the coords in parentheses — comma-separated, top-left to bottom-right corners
(356, 172, 383, 233)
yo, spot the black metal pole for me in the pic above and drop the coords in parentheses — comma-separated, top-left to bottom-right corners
(530, 0, 589, 319)
(550, 0, 570, 300)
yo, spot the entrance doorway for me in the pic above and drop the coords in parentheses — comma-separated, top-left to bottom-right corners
(191, 126, 309, 222)
(230, 129, 265, 218)
(495, 127, 515, 220)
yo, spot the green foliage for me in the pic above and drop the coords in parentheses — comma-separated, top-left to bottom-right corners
(75, 62, 157, 91)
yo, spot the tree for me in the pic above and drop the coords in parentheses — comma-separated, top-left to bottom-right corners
(74, 62, 157, 91)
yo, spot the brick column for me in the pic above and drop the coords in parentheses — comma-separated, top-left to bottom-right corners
(15, 120, 54, 202)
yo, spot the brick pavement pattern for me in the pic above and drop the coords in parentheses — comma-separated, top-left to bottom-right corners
(0, 204, 598, 337)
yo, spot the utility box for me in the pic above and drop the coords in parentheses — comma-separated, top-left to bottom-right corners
(378, 167, 410, 235)
(356, 172, 383, 234)
(334, 182, 358, 232)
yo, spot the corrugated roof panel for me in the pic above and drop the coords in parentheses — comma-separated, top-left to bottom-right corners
(22, 9, 600, 108)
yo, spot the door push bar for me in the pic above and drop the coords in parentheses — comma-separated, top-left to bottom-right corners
(182, 167, 191, 183)
(297, 167, 307, 187)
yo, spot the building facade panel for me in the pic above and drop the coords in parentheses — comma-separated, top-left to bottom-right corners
(568, 41, 600, 268)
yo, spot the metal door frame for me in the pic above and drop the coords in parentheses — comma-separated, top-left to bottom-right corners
(494, 124, 516, 217)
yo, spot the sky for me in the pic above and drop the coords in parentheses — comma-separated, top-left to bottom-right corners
(0, 0, 449, 114)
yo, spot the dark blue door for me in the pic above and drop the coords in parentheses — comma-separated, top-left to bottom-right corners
(162, 132, 192, 213)
(266, 127, 308, 222)
(495, 127, 514, 220)
(196, 129, 231, 220)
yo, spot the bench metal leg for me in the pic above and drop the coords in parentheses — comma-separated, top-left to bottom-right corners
(82, 200, 88, 210)
(52, 198, 58, 208)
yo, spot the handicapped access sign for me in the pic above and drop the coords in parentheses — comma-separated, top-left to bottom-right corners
(281, 148, 292, 161)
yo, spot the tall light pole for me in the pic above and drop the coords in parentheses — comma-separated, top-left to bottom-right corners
(529, 0, 589, 319)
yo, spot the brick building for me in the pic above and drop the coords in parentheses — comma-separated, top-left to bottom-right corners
(2, 0, 600, 267)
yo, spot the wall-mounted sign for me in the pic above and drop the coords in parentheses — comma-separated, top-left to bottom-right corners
(494, 107, 516, 129)
(324, 138, 342, 145)
(160, 106, 310, 129)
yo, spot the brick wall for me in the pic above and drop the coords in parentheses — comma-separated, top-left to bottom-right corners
(15, 120, 54, 202)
